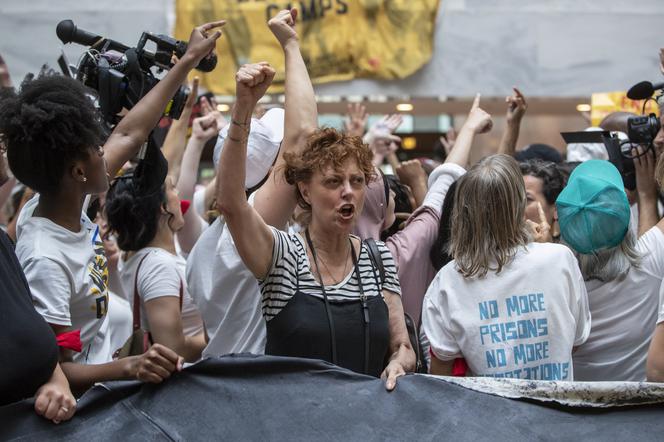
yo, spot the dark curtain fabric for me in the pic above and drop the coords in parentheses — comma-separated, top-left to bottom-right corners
(3, 355, 664, 441)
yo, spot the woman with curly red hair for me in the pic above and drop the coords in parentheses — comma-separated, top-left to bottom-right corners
(216, 61, 415, 390)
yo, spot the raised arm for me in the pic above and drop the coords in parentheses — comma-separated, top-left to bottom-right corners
(162, 77, 199, 181)
(253, 8, 317, 229)
(497, 87, 527, 156)
(176, 113, 219, 252)
(104, 21, 225, 177)
(216, 63, 276, 279)
(445, 94, 492, 169)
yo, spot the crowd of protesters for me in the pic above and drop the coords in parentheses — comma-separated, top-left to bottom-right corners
(2, 8, 664, 425)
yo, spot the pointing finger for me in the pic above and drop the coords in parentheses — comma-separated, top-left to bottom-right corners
(471, 93, 481, 110)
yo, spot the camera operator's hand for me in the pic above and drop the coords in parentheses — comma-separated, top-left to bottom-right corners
(505, 87, 527, 125)
(235, 62, 276, 108)
(635, 146, 660, 235)
(184, 20, 227, 66)
(269, 8, 298, 47)
(465, 93, 493, 134)
(192, 114, 219, 143)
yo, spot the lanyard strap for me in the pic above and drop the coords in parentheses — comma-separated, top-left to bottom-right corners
(305, 229, 338, 365)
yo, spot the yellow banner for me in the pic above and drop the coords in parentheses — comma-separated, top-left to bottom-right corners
(590, 91, 660, 127)
(175, 0, 440, 94)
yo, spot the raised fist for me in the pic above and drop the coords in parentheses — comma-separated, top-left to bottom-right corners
(235, 62, 276, 107)
(268, 9, 298, 47)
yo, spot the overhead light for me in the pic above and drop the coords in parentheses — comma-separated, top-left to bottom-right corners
(396, 103, 414, 112)
(402, 137, 417, 150)
(347, 95, 364, 103)
(216, 104, 230, 112)
(576, 104, 591, 112)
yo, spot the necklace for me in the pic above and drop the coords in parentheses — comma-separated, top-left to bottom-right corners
(310, 237, 352, 285)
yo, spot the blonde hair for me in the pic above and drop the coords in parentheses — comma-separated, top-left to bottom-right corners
(449, 154, 531, 278)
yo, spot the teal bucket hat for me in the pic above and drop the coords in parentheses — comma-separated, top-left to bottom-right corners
(555, 160, 631, 254)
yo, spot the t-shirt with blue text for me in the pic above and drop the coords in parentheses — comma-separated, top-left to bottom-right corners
(422, 242, 590, 381)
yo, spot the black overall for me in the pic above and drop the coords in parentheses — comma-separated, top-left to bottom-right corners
(265, 233, 390, 377)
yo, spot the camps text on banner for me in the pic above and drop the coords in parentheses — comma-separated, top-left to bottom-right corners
(174, 0, 441, 94)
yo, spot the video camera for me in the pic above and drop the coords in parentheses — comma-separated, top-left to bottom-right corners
(625, 79, 663, 148)
(56, 19, 216, 125)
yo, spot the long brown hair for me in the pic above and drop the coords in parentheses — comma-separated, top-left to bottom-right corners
(450, 154, 530, 277)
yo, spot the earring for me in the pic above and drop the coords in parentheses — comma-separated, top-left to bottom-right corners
(82, 177, 88, 183)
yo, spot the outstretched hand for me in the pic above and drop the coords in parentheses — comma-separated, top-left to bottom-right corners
(268, 8, 298, 47)
(465, 93, 493, 134)
(185, 20, 227, 66)
(344, 103, 368, 137)
(505, 87, 527, 124)
(235, 62, 276, 108)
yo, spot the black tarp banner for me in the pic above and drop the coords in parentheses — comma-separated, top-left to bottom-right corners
(3, 355, 664, 441)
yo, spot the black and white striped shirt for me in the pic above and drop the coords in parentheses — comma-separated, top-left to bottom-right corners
(259, 228, 401, 321)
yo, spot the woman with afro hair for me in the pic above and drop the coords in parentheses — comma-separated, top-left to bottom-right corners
(0, 20, 224, 395)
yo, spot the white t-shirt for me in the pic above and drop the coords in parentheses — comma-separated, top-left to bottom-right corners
(186, 215, 267, 357)
(574, 226, 664, 382)
(16, 195, 109, 364)
(118, 247, 204, 337)
(422, 242, 590, 381)
(91, 291, 132, 364)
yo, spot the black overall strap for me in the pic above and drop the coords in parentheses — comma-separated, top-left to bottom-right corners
(351, 241, 370, 374)
(305, 229, 338, 365)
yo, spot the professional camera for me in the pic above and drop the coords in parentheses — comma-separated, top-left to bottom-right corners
(627, 113, 661, 146)
(56, 19, 217, 125)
